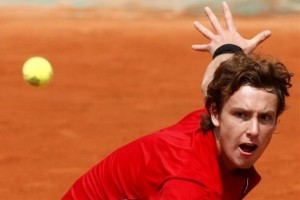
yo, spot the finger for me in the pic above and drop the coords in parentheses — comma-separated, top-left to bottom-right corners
(204, 6, 223, 34)
(251, 30, 272, 45)
(192, 44, 210, 51)
(222, 2, 236, 31)
(244, 30, 272, 54)
(193, 21, 215, 39)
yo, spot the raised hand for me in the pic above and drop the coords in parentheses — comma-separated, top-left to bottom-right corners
(192, 2, 271, 55)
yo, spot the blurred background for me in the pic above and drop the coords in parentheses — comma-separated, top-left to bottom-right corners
(0, 0, 299, 15)
(0, 1, 299, 200)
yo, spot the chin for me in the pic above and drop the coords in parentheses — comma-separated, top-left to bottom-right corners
(238, 164, 253, 169)
(234, 159, 256, 169)
(221, 152, 257, 170)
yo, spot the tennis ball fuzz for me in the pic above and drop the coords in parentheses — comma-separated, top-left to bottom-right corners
(22, 57, 53, 86)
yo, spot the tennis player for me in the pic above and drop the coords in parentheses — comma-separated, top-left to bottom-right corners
(62, 2, 293, 199)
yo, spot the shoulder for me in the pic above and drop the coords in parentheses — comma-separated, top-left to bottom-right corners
(134, 108, 214, 152)
(145, 109, 208, 145)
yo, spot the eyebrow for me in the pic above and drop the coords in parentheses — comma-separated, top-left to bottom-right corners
(230, 107, 276, 115)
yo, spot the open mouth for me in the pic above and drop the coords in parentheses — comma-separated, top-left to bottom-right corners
(239, 143, 258, 153)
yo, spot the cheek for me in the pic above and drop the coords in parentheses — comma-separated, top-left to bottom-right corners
(260, 128, 274, 146)
(218, 122, 242, 147)
(219, 118, 242, 139)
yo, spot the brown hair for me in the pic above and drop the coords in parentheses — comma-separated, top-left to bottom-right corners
(201, 53, 293, 132)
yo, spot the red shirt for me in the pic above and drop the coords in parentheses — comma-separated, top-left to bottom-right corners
(62, 109, 260, 200)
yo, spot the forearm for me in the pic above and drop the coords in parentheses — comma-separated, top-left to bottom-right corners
(201, 54, 233, 96)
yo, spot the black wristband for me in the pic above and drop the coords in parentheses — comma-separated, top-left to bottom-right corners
(212, 44, 243, 59)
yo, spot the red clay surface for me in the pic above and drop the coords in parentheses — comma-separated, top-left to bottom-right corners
(0, 8, 299, 200)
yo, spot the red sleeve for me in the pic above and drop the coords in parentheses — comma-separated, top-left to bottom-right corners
(158, 179, 220, 200)
(61, 169, 103, 200)
(61, 176, 93, 200)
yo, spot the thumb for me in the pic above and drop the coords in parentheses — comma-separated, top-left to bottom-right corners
(245, 30, 272, 54)
(251, 30, 272, 45)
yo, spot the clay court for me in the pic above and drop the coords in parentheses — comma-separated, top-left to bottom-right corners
(0, 7, 299, 200)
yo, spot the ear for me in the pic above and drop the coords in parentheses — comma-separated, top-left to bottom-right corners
(210, 104, 220, 127)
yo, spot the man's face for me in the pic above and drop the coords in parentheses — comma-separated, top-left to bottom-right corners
(211, 85, 278, 170)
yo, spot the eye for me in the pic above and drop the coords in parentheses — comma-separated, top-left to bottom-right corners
(259, 113, 275, 124)
(234, 111, 249, 120)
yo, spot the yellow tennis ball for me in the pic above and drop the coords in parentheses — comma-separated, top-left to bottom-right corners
(22, 57, 53, 86)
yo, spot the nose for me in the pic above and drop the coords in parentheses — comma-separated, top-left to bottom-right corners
(246, 119, 259, 138)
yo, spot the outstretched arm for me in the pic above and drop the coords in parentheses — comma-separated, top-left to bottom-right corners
(193, 2, 271, 96)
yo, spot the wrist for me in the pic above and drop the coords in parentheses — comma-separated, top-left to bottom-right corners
(213, 44, 243, 59)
